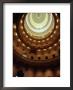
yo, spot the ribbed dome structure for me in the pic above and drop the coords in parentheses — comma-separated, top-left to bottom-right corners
(13, 13, 60, 77)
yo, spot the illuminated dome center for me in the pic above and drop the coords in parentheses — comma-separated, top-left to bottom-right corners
(24, 13, 55, 39)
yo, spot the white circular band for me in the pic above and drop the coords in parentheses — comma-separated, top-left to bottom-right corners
(24, 13, 55, 39)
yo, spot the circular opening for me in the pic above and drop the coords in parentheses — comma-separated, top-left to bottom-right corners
(52, 54, 56, 58)
(45, 56, 48, 59)
(24, 13, 55, 39)
(31, 56, 34, 59)
(38, 57, 41, 60)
